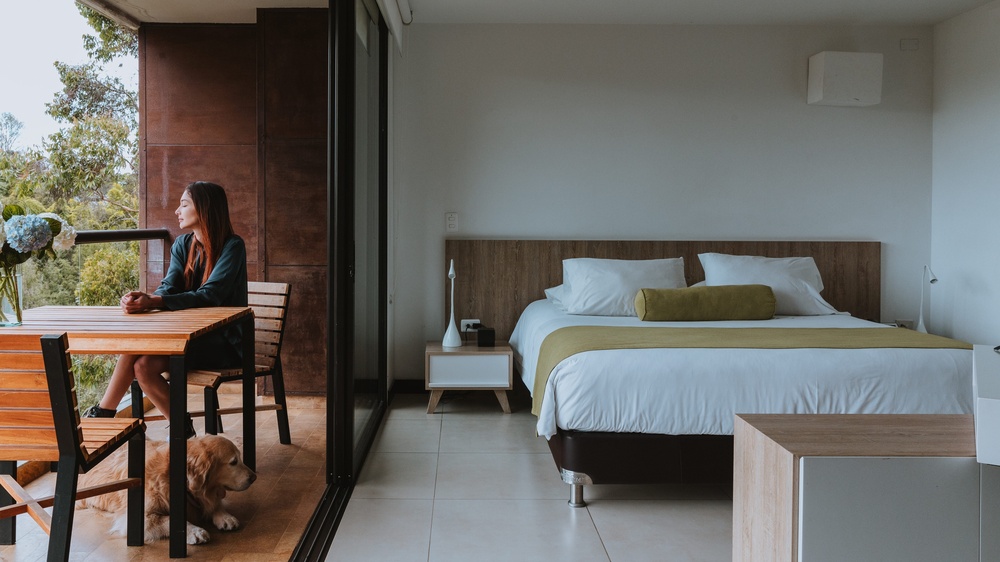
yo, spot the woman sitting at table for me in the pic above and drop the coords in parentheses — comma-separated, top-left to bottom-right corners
(83, 181, 248, 439)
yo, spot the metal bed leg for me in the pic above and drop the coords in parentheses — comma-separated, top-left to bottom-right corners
(560, 468, 592, 508)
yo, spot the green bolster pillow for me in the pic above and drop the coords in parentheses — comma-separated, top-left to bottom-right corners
(634, 284, 776, 321)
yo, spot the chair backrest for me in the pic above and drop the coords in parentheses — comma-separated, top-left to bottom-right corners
(247, 281, 291, 369)
(0, 333, 77, 463)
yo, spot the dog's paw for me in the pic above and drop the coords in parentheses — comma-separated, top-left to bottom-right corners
(213, 511, 241, 531)
(186, 523, 211, 545)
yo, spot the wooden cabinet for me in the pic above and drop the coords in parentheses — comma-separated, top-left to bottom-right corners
(734, 414, 980, 562)
(424, 342, 513, 414)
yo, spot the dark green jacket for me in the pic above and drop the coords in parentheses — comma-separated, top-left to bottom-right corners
(155, 233, 248, 367)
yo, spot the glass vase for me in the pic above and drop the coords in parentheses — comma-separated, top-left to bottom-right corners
(0, 268, 23, 327)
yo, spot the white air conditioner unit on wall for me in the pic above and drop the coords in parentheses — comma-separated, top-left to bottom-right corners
(807, 51, 884, 107)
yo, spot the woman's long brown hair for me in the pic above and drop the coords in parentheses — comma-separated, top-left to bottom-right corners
(182, 181, 235, 290)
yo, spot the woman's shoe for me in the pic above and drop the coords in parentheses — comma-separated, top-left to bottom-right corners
(167, 414, 197, 439)
(83, 405, 116, 418)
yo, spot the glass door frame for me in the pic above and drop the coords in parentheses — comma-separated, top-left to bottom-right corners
(328, 0, 388, 486)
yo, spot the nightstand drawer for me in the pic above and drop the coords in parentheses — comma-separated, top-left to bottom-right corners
(427, 353, 510, 388)
(424, 342, 514, 413)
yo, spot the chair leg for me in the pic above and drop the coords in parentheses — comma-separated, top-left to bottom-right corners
(0, 461, 15, 545)
(205, 387, 222, 435)
(271, 363, 291, 445)
(47, 458, 80, 561)
(130, 380, 144, 419)
(126, 430, 145, 546)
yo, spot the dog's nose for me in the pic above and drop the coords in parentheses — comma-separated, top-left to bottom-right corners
(248, 471, 257, 484)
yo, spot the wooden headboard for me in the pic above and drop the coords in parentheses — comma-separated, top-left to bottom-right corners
(445, 240, 881, 340)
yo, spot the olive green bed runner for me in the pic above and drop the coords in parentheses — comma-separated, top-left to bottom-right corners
(531, 326, 971, 416)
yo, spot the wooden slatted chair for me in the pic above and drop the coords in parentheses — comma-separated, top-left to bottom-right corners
(141, 282, 292, 444)
(0, 333, 145, 561)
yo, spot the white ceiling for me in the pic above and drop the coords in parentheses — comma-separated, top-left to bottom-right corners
(87, 0, 993, 26)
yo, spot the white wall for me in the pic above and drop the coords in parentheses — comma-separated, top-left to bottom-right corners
(392, 23, 935, 380)
(932, 2, 1000, 345)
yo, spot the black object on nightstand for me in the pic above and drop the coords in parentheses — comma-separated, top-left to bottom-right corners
(477, 327, 496, 347)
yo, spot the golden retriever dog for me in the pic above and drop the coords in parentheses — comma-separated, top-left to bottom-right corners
(80, 434, 257, 545)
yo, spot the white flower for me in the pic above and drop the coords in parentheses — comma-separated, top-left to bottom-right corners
(38, 213, 77, 251)
(52, 223, 77, 251)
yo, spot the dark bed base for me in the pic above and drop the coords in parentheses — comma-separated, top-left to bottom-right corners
(548, 429, 734, 506)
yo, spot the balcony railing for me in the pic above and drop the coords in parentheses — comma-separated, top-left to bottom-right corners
(74, 228, 171, 245)
(75, 227, 171, 259)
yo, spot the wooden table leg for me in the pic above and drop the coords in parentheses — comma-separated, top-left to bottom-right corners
(494, 390, 511, 414)
(241, 314, 256, 471)
(168, 354, 187, 558)
(427, 390, 444, 414)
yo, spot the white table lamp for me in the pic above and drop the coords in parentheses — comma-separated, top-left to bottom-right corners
(442, 259, 462, 348)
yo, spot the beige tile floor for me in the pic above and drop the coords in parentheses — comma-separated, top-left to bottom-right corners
(2, 392, 326, 561)
(327, 390, 733, 562)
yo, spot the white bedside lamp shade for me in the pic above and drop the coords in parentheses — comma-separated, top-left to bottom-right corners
(916, 265, 938, 333)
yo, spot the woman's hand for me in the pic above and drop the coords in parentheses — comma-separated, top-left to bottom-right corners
(121, 291, 164, 314)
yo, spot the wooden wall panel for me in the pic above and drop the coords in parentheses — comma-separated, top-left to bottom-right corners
(261, 11, 328, 139)
(258, 10, 328, 394)
(143, 25, 257, 145)
(445, 240, 882, 340)
(263, 140, 327, 266)
(267, 265, 327, 394)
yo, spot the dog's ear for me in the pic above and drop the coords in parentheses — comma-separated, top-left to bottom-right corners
(186, 440, 211, 493)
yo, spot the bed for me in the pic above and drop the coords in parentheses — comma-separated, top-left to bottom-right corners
(444, 240, 974, 506)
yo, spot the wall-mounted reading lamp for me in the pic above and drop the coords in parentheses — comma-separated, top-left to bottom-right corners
(916, 264, 938, 333)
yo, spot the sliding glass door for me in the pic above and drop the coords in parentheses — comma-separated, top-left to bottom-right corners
(352, 0, 386, 464)
(325, 0, 386, 490)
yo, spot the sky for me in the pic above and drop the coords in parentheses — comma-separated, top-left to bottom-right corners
(0, 0, 137, 150)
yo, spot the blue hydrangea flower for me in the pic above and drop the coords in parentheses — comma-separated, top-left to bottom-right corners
(5, 215, 52, 254)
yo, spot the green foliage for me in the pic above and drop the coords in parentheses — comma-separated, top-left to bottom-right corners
(73, 354, 116, 409)
(78, 5, 138, 63)
(76, 243, 139, 306)
(22, 254, 79, 308)
(0, 113, 23, 153)
(47, 62, 138, 129)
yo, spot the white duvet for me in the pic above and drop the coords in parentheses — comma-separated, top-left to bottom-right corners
(509, 299, 974, 439)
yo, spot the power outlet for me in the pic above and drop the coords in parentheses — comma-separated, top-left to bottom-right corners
(460, 318, 480, 332)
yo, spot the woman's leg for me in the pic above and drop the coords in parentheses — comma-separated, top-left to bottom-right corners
(98, 354, 140, 411)
(134, 355, 172, 420)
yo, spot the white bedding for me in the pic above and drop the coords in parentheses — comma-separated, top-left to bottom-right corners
(509, 299, 974, 439)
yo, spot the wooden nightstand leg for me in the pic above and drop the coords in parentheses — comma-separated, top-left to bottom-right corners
(427, 390, 444, 414)
(494, 390, 511, 414)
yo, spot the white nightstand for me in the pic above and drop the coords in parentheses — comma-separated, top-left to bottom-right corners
(424, 341, 513, 414)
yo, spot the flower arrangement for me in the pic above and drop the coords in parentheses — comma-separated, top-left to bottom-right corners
(1, 202, 77, 326)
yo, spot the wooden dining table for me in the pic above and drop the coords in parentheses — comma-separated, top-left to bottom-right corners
(5, 305, 255, 558)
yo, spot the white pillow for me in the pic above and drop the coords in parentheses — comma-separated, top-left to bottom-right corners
(560, 257, 686, 316)
(698, 253, 839, 316)
(544, 284, 568, 310)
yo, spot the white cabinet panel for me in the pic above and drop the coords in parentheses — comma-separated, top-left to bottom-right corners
(798, 456, 979, 562)
(974, 345, 1000, 466)
(427, 353, 510, 388)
